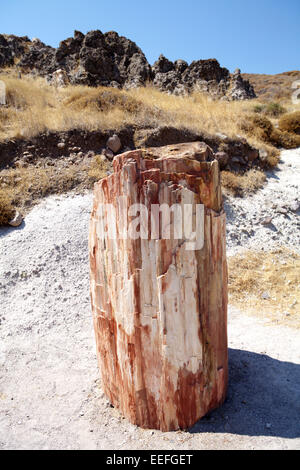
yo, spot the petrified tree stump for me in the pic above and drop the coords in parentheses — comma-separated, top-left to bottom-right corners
(89, 142, 228, 431)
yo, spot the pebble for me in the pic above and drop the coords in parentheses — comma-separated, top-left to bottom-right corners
(107, 134, 121, 153)
(261, 217, 273, 226)
(103, 149, 114, 161)
(9, 212, 23, 228)
(289, 202, 299, 212)
(276, 207, 288, 215)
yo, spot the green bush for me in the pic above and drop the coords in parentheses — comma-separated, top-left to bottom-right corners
(253, 104, 265, 114)
(253, 102, 286, 117)
(265, 102, 286, 117)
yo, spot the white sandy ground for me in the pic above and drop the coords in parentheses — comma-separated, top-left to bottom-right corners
(225, 147, 300, 255)
(0, 149, 299, 450)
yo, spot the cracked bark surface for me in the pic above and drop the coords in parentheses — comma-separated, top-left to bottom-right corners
(89, 143, 228, 431)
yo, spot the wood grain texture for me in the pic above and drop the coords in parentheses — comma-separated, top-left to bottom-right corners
(89, 143, 228, 431)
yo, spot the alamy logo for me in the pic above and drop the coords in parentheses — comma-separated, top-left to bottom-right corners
(0, 81, 6, 105)
(96, 198, 205, 251)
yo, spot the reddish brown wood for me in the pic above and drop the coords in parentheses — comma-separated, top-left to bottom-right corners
(89, 143, 228, 431)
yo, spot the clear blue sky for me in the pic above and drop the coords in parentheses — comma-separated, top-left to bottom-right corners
(1, 0, 299, 74)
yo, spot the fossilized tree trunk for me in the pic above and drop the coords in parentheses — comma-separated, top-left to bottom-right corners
(89, 142, 228, 431)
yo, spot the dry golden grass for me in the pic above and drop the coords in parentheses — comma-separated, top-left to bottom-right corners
(0, 71, 296, 223)
(221, 169, 267, 196)
(0, 74, 164, 139)
(228, 249, 300, 328)
(128, 88, 281, 156)
(0, 71, 285, 154)
(0, 155, 109, 224)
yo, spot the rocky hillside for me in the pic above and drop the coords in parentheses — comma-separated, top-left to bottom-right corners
(0, 30, 255, 100)
(242, 71, 300, 102)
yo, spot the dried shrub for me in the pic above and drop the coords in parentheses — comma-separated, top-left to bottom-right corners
(278, 111, 300, 135)
(242, 114, 300, 149)
(241, 114, 274, 142)
(63, 86, 143, 114)
(221, 169, 266, 196)
(270, 129, 300, 149)
(0, 189, 15, 225)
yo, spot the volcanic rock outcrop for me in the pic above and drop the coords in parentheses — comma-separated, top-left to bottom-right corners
(89, 143, 228, 431)
(0, 34, 31, 67)
(152, 55, 256, 99)
(13, 30, 152, 89)
(0, 31, 255, 99)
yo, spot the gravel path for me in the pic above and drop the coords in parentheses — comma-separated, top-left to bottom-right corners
(0, 149, 299, 450)
(225, 147, 300, 255)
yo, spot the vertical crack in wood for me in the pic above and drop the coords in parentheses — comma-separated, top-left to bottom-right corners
(89, 143, 228, 431)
